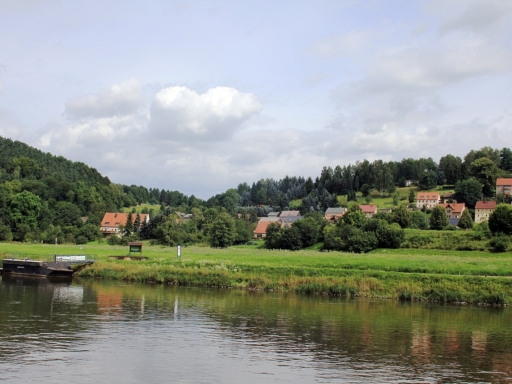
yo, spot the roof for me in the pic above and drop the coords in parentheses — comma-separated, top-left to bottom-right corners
(439, 203, 465, 213)
(258, 217, 280, 222)
(128, 242, 143, 246)
(267, 212, 279, 217)
(359, 205, 377, 214)
(281, 216, 302, 224)
(254, 221, 271, 234)
(279, 210, 300, 217)
(416, 192, 440, 200)
(325, 207, 346, 215)
(101, 212, 149, 227)
(442, 192, 455, 198)
(475, 201, 497, 210)
(496, 178, 512, 186)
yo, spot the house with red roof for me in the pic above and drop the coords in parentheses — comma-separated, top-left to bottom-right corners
(475, 201, 497, 223)
(416, 192, 441, 209)
(439, 203, 466, 219)
(100, 212, 149, 236)
(359, 204, 378, 218)
(496, 178, 512, 196)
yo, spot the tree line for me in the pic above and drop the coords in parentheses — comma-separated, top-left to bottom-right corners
(1, 135, 511, 247)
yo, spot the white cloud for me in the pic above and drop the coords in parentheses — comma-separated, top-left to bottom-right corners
(40, 114, 147, 150)
(65, 78, 143, 119)
(148, 86, 262, 143)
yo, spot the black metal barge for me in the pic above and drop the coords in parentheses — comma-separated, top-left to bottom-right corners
(1, 254, 95, 278)
(1, 259, 74, 278)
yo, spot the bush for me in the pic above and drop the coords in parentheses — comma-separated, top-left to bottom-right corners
(402, 235, 432, 248)
(0, 225, 13, 241)
(75, 235, 88, 244)
(488, 235, 510, 252)
(107, 235, 121, 245)
(346, 229, 378, 253)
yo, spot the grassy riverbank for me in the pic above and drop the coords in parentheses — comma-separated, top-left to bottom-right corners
(2, 241, 512, 305)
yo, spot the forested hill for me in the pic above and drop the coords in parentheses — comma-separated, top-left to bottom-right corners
(0, 136, 194, 243)
(0, 136, 111, 186)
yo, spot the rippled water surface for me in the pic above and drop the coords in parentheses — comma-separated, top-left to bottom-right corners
(1, 276, 512, 383)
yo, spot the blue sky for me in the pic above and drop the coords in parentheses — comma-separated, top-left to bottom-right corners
(1, 0, 512, 198)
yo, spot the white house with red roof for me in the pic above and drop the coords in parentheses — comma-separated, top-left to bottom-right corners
(100, 212, 149, 236)
(475, 201, 497, 223)
(416, 192, 441, 209)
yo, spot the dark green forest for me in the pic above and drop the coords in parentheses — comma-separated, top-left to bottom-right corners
(1, 135, 512, 250)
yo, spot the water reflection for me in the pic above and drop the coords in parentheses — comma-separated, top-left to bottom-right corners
(1, 276, 511, 383)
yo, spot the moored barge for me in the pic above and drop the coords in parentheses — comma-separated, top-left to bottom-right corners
(1, 254, 95, 278)
(1, 259, 74, 277)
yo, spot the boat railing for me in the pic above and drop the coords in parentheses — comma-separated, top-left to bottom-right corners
(2, 252, 96, 264)
(50, 254, 96, 264)
(2, 252, 52, 261)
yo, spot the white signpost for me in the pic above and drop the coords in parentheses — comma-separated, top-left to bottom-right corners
(177, 244, 181, 260)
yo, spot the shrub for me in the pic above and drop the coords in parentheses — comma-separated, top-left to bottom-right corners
(107, 235, 121, 245)
(346, 230, 378, 253)
(0, 225, 13, 241)
(488, 235, 510, 252)
(75, 235, 88, 244)
(402, 235, 432, 248)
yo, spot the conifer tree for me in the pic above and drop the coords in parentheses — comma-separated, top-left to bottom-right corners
(429, 205, 449, 230)
(457, 208, 473, 230)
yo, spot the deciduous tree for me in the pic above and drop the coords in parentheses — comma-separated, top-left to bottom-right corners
(489, 204, 512, 235)
(209, 213, 236, 248)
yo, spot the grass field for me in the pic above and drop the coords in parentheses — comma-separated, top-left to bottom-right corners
(122, 203, 161, 215)
(292, 186, 455, 210)
(1, 241, 511, 305)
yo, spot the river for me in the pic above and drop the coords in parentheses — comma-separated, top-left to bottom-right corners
(0, 276, 511, 383)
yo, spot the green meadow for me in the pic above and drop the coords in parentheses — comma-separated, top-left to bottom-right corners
(1, 241, 511, 305)
(292, 186, 455, 210)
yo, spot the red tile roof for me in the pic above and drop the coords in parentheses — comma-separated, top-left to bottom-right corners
(254, 221, 272, 235)
(359, 204, 377, 213)
(416, 192, 440, 200)
(439, 203, 465, 213)
(496, 178, 512, 186)
(475, 201, 497, 210)
(101, 212, 149, 228)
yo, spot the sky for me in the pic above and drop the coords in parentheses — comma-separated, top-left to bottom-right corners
(1, 0, 511, 199)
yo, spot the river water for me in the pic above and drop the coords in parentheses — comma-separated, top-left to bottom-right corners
(0, 276, 511, 383)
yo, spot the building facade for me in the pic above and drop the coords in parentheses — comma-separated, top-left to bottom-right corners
(474, 201, 497, 223)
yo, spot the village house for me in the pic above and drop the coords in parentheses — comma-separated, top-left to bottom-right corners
(496, 178, 512, 196)
(253, 221, 272, 238)
(416, 192, 441, 209)
(359, 205, 378, 218)
(100, 212, 149, 237)
(253, 211, 302, 238)
(474, 201, 497, 223)
(325, 207, 346, 221)
(439, 203, 465, 219)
